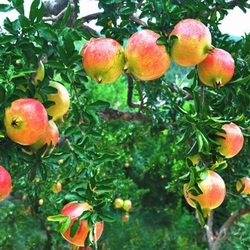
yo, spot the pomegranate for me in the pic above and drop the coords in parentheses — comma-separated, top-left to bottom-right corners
(52, 181, 62, 193)
(124, 29, 171, 80)
(184, 170, 226, 217)
(4, 98, 48, 145)
(0, 165, 12, 202)
(30, 120, 59, 156)
(123, 199, 132, 211)
(114, 198, 124, 208)
(197, 48, 235, 88)
(169, 18, 213, 66)
(121, 214, 130, 222)
(61, 201, 104, 247)
(81, 38, 125, 84)
(37, 81, 70, 123)
(216, 123, 244, 158)
(236, 177, 250, 195)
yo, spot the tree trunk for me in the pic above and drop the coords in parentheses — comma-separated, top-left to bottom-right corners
(205, 206, 250, 250)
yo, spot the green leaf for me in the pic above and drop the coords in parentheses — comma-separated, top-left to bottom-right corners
(56, 45, 68, 66)
(79, 210, 92, 220)
(195, 128, 209, 153)
(69, 220, 80, 238)
(42, 86, 58, 94)
(12, 0, 24, 15)
(229, 74, 250, 85)
(46, 60, 65, 69)
(64, 192, 85, 201)
(199, 169, 208, 181)
(29, 0, 45, 23)
(191, 199, 205, 227)
(43, 101, 55, 109)
(59, 218, 71, 233)
(98, 213, 115, 223)
(37, 24, 58, 42)
(0, 4, 13, 12)
(156, 36, 168, 45)
(47, 214, 69, 223)
(87, 100, 110, 110)
(18, 15, 31, 30)
(174, 104, 188, 115)
(177, 128, 192, 145)
(211, 161, 228, 171)
(54, 3, 72, 28)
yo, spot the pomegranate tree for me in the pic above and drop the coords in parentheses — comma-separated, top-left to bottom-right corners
(169, 18, 213, 66)
(197, 48, 235, 88)
(124, 29, 171, 81)
(184, 170, 226, 217)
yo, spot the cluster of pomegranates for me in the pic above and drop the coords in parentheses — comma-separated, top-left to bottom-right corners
(80, 18, 235, 88)
(113, 198, 132, 222)
(48, 201, 104, 248)
(3, 63, 70, 157)
(184, 122, 246, 217)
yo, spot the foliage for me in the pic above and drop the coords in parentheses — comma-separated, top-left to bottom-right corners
(0, 0, 249, 249)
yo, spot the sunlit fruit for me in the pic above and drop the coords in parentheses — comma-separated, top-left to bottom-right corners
(216, 123, 244, 158)
(4, 98, 48, 145)
(124, 162, 130, 168)
(123, 199, 132, 211)
(0, 165, 12, 202)
(187, 154, 200, 165)
(52, 181, 62, 193)
(61, 201, 104, 247)
(81, 38, 125, 84)
(124, 29, 171, 80)
(40, 81, 70, 123)
(38, 199, 44, 206)
(121, 213, 130, 222)
(30, 120, 59, 156)
(236, 177, 250, 195)
(33, 60, 45, 85)
(169, 18, 213, 66)
(184, 170, 226, 217)
(114, 198, 124, 208)
(197, 48, 235, 88)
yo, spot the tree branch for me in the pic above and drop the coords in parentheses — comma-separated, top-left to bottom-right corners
(97, 108, 151, 122)
(127, 74, 142, 108)
(129, 14, 147, 26)
(206, 206, 250, 250)
(204, 210, 215, 250)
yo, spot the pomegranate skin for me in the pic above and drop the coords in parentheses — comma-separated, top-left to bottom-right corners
(82, 38, 125, 84)
(61, 201, 104, 247)
(0, 165, 12, 201)
(184, 170, 226, 217)
(169, 18, 212, 67)
(216, 123, 244, 158)
(197, 48, 235, 88)
(236, 177, 250, 195)
(4, 98, 48, 145)
(124, 29, 171, 81)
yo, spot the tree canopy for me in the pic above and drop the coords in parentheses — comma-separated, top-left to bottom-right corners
(0, 0, 249, 249)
